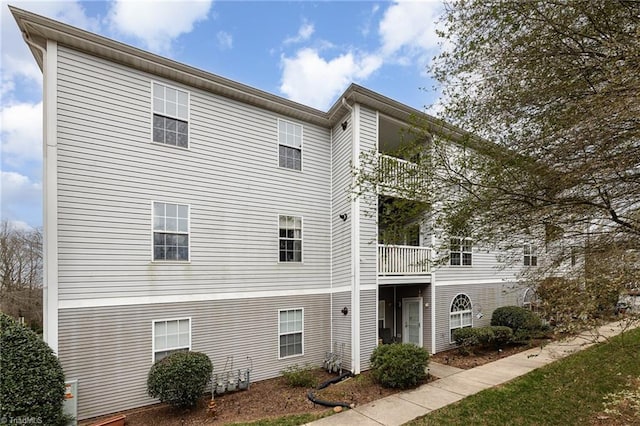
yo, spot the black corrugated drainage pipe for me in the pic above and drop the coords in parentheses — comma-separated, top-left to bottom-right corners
(307, 371, 355, 409)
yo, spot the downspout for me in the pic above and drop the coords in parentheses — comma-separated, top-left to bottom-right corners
(23, 33, 59, 354)
(342, 98, 361, 374)
(329, 126, 333, 351)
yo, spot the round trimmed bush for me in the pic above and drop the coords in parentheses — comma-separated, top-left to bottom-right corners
(147, 351, 213, 408)
(0, 313, 67, 425)
(491, 306, 542, 340)
(370, 343, 429, 389)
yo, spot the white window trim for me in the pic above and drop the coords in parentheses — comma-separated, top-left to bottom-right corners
(277, 118, 303, 171)
(151, 317, 192, 363)
(278, 308, 304, 359)
(150, 80, 191, 150)
(150, 201, 191, 263)
(524, 243, 538, 267)
(450, 236, 473, 267)
(449, 293, 473, 344)
(277, 214, 303, 263)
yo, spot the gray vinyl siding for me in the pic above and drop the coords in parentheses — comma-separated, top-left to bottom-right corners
(330, 291, 352, 371)
(358, 106, 378, 288)
(434, 248, 522, 284)
(359, 289, 377, 370)
(331, 112, 353, 291)
(330, 114, 353, 371)
(58, 293, 329, 419)
(358, 107, 378, 371)
(56, 46, 331, 300)
(433, 282, 524, 353)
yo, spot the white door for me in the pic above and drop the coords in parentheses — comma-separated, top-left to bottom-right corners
(402, 297, 423, 346)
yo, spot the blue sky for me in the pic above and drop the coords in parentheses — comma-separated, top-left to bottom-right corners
(1, 0, 445, 229)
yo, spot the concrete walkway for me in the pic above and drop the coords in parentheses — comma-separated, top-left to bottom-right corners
(306, 320, 636, 426)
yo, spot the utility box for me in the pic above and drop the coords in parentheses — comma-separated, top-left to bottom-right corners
(64, 379, 78, 426)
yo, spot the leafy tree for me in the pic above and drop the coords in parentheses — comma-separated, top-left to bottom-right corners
(359, 1, 639, 329)
(0, 221, 43, 330)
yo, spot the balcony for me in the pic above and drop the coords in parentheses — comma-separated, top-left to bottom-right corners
(379, 154, 421, 188)
(378, 244, 432, 276)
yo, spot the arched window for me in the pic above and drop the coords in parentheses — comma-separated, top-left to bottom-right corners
(522, 287, 540, 312)
(450, 293, 472, 343)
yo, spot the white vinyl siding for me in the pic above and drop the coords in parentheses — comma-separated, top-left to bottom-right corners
(449, 293, 472, 342)
(279, 215, 302, 262)
(152, 318, 190, 362)
(450, 237, 472, 266)
(152, 202, 189, 261)
(152, 82, 189, 148)
(278, 308, 303, 358)
(55, 46, 331, 301)
(278, 119, 302, 170)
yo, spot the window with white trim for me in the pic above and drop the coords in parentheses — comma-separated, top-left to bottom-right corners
(153, 318, 190, 362)
(153, 202, 189, 261)
(450, 294, 472, 342)
(278, 120, 302, 170)
(152, 82, 189, 148)
(524, 244, 538, 266)
(378, 300, 385, 329)
(279, 215, 302, 262)
(450, 237, 472, 266)
(279, 309, 303, 358)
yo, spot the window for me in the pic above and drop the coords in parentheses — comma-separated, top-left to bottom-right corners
(279, 215, 302, 262)
(450, 294, 472, 342)
(153, 318, 190, 362)
(450, 237, 472, 266)
(279, 309, 303, 358)
(524, 244, 538, 266)
(522, 287, 540, 311)
(278, 120, 302, 170)
(152, 82, 189, 148)
(153, 202, 189, 261)
(378, 300, 386, 329)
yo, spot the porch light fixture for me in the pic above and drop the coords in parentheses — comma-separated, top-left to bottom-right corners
(341, 307, 349, 315)
(339, 213, 348, 221)
(341, 120, 348, 130)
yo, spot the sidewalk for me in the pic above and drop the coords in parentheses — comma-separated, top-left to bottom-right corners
(306, 320, 636, 426)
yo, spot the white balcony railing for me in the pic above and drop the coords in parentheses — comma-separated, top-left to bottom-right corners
(378, 244, 432, 276)
(379, 154, 422, 190)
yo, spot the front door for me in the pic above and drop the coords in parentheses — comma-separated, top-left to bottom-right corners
(402, 297, 423, 346)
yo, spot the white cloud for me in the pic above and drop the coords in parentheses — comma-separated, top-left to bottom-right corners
(0, 101, 43, 167)
(278, 1, 445, 110)
(216, 31, 233, 50)
(107, 0, 213, 53)
(1, 1, 99, 99)
(379, 0, 443, 59)
(0, 171, 41, 226)
(284, 20, 315, 44)
(280, 48, 382, 110)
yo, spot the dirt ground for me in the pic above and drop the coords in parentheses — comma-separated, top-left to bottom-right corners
(81, 369, 421, 426)
(429, 340, 550, 369)
(82, 342, 545, 426)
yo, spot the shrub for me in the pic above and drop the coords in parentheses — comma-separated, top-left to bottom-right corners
(281, 364, 318, 388)
(491, 306, 542, 340)
(370, 343, 429, 389)
(147, 351, 213, 408)
(0, 313, 68, 425)
(453, 326, 513, 353)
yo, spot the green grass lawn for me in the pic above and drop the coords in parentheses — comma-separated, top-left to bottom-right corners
(409, 325, 640, 426)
